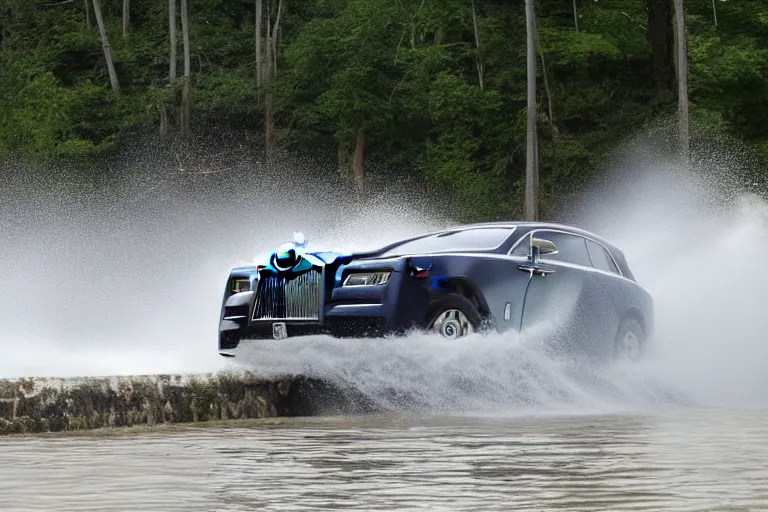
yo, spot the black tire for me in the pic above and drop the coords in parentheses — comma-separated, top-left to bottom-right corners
(614, 317, 645, 362)
(426, 294, 483, 339)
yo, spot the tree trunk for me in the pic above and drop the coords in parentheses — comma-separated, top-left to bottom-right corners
(647, 0, 673, 90)
(264, 0, 282, 157)
(711, 0, 717, 27)
(471, 0, 484, 91)
(265, 0, 271, 84)
(122, 0, 129, 37)
(92, 0, 120, 92)
(352, 133, 365, 190)
(674, 0, 689, 163)
(271, 0, 283, 74)
(539, 50, 555, 137)
(169, 0, 177, 81)
(84, 0, 91, 30)
(264, 0, 274, 156)
(181, 0, 190, 80)
(255, 0, 262, 89)
(524, 0, 538, 221)
(265, 93, 276, 156)
(572, 0, 579, 32)
(181, 0, 190, 132)
(160, 106, 168, 135)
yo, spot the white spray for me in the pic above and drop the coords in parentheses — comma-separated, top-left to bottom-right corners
(1, 135, 767, 415)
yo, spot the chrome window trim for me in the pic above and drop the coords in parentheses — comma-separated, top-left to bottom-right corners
(506, 228, 625, 278)
(584, 238, 621, 276)
(331, 303, 382, 308)
(380, 226, 518, 257)
(398, 250, 638, 285)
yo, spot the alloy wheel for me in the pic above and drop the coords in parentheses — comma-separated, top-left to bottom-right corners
(618, 330, 641, 361)
(431, 309, 474, 340)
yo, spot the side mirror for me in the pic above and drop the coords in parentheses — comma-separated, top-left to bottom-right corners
(529, 237, 558, 263)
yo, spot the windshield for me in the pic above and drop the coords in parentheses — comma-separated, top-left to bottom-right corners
(380, 227, 516, 257)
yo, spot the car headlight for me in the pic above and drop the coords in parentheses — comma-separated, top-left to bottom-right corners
(343, 271, 391, 286)
(230, 277, 251, 294)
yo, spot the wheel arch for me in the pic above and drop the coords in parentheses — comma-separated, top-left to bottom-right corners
(620, 307, 647, 339)
(431, 276, 492, 320)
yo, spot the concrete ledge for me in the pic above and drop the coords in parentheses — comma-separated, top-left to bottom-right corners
(0, 372, 298, 435)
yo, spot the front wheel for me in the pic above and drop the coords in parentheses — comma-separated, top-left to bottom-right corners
(426, 294, 483, 340)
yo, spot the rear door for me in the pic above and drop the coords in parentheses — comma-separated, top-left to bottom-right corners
(582, 238, 636, 355)
(518, 230, 596, 353)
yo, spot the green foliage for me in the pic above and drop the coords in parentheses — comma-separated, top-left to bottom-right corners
(1, 0, 767, 218)
(689, 35, 768, 138)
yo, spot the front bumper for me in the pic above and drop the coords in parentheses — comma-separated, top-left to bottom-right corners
(220, 302, 399, 342)
(218, 271, 432, 349)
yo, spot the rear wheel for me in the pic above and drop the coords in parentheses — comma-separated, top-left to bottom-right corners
(614, 317, 645, 362)
(426, 294, 483, 340)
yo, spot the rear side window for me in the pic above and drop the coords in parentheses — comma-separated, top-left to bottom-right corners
(536, 231, 592, 267)
(586, 239, 620, 274)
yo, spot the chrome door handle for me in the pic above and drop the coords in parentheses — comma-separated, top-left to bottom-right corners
(518, 264, 556, 277)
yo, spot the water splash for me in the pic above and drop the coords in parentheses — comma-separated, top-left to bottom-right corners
(2, 132, 767, 415)
(0, 149, 449, 379)
(234, 333, 694, 416)
(232, 138, 768, 414)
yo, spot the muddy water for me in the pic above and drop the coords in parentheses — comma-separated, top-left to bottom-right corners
(1, 409, 766, 512)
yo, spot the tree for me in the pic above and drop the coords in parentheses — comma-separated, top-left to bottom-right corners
(4, 0, 768, 220)
(256, 0, 262, 90)
(524, 0, 538, 221)
(572, 0, 579, 33)
(122, 0, 130, 37)
(92, 0, 120, 92)
(471, 0, 484, 90)
(647, 0, 673, 89)
(84, 0, 91, 30)
(169, 0, 177, 81)
(264, 0, 283, 157)
(180, 0, 191, 132)
(674, 0, 688, 162)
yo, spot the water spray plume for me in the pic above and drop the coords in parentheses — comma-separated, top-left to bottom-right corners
(1, 131, 767, 414)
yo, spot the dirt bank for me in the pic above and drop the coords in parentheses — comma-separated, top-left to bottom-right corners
(0, 373, 302, 435)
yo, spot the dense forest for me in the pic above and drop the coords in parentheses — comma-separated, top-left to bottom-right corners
(1, 0, 767, 219)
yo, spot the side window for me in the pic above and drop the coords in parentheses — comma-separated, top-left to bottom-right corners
(586, 239, 620, 274)
(537, 231, 592, 267)
(510, 233, 531, 257)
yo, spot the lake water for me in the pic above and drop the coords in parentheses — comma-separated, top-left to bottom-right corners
(1, 409, 766, 511)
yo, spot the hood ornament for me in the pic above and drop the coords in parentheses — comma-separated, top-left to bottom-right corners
(293, 231, 308, 248)
(261, 232, 322, 276)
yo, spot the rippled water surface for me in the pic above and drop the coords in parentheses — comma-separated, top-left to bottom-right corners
(1, 409, 767, 511)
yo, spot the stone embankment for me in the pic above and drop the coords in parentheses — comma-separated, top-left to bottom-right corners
(0, 372, 307, 435)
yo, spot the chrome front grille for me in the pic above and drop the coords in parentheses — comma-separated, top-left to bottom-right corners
(252, 270, 323, 321)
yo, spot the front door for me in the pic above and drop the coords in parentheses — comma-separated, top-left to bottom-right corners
(518, 230, 594, 354)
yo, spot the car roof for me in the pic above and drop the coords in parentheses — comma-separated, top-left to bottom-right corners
(364, 221, 635, 281)
(368, 221, 616, 254)
(430, 221, 618, 248)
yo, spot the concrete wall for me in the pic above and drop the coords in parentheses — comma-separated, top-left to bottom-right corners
(0, 372, 298, 435)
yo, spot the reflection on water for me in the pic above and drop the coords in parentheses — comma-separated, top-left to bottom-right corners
(1, 409, 767, 511)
